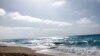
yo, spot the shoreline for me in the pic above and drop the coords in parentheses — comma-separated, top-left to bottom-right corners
(0, 44, 52, 56)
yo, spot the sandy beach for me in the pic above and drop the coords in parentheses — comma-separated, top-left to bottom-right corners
(0, 45, 51, 56)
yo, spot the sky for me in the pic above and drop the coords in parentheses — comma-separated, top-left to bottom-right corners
(0, 0, 100, 39)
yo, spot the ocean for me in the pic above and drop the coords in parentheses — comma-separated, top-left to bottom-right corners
(0, 34, 100, 56)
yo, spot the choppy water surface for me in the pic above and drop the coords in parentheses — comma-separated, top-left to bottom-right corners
(0, 34, 100, 56)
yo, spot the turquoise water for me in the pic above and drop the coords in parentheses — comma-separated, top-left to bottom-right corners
(63, 34, 100, 46)
(0, 34, 100, 47)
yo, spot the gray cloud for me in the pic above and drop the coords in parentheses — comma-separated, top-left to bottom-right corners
(0, 8, 100, 39)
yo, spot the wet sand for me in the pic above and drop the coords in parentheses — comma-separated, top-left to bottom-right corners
(0, 45, 51, 56)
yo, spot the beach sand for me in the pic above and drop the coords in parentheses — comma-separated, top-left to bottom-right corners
(0, 45, 52, 56)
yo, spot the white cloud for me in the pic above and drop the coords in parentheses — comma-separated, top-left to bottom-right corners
(52, 0, 66, 7)
(76, 17, 99, 27)
(0, 8, 6, 16)
(8, 12, 72, 26)
(77, 17, 93, 24)
(0, 26, 34, 30)
(0, 8, 100, 39)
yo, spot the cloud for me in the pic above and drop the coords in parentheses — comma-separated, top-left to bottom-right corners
(0, 26, 34, 30)
(0, 26, 35, 39)
(97, 0, 100, 2)
(0, 8, 6, 16)
(77, 17, 93, 24)
(0, 8, 100, 39)
(8, 12, 72, 26)
(0, 26, 69, 39)
(52, 0, 66, 7)
(76, 17, 99, 27)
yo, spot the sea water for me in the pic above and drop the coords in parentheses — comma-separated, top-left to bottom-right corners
(0, 34, 100, 56)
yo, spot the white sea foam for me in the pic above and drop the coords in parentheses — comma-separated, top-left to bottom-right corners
(34, 45, 100, 56)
